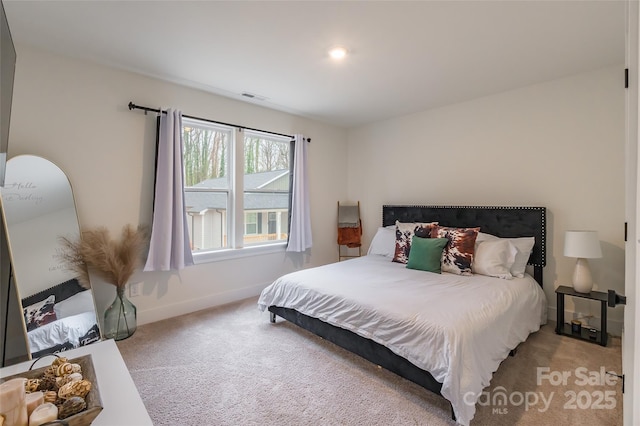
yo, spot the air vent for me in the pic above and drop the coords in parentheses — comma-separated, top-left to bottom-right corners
(241, 92, 267, 101)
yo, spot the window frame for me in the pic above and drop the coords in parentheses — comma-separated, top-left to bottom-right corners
(181, 118, 293, 263)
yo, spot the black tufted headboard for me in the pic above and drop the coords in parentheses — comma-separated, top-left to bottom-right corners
(21, 278, 87, 308)
(382, 205, 546, 286)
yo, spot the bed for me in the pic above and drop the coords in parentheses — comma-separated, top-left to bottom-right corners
(258, 205, 547, 426)
(21, 278, 101, 358)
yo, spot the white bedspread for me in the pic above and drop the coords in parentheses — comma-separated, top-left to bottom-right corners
(27, 311, 98, 353)
(258, 255, 547, 425)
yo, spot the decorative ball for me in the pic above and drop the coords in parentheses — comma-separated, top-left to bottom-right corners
(58, 396, 86, 419)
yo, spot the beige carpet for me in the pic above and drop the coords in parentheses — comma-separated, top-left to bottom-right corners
(117, 297, 622, 425)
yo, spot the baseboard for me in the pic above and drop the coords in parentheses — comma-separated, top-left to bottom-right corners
(135, 287, 625, 337)
(547, 306, 623, 336)
(137, 282, 269, 326)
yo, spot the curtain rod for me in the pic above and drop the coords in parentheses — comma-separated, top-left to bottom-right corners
(128, 102, 310, 143)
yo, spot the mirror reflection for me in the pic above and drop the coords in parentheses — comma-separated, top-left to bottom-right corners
(0, 155, 101, 358)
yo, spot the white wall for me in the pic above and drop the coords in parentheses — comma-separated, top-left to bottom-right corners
(8, 45, 348, 325)
(347, 66, 626, 334)
(6, 44, 626, 335)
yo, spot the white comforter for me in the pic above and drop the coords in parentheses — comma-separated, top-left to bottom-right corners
(27, 311, 97, 353)
(258, 255, 547, 426)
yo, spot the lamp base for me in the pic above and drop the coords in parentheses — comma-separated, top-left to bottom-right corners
(572, 258, 593, 293)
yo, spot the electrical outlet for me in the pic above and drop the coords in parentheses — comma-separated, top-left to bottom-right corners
(129, 282, 141, 298)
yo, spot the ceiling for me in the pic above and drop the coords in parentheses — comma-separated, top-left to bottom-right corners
(3, 1, 626, 128)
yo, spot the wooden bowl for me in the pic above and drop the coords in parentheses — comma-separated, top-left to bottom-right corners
(1, 354, 103, 426)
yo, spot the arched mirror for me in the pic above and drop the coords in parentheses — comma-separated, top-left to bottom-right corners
(0, 155, 101, 358)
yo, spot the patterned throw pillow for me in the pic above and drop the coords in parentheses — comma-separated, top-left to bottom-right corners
(433, 226, 480, 275)
(23, 295, 57, 331)
(392, 221, 438, 264)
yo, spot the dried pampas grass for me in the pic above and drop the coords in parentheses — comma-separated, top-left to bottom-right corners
(60, 225, 147, 289)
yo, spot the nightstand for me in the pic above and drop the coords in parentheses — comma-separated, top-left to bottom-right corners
(555, 285, 608, 346)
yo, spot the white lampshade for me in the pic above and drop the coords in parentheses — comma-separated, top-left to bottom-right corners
(563, 231, 602, 259)
(564, 230, 602, 293)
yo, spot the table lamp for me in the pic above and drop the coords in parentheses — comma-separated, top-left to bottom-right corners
(563, 230, 602, 293)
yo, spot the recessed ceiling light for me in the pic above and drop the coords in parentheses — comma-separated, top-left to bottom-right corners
(329, 46, 348, 60)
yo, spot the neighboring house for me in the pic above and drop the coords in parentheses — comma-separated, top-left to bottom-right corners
(184, 169, 290, 251)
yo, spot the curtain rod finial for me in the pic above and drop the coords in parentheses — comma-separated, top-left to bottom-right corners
(128, 102, 135, 110)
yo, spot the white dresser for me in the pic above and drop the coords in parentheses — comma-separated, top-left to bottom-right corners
(0, 339, 153, 425)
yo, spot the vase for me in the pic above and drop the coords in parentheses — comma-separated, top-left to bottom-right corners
(104, 286, 137, 340)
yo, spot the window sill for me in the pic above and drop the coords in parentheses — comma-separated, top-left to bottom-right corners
(192, 242, 287, 264)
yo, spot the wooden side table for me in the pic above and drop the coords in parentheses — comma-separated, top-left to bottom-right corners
(555, 285, 608, 346)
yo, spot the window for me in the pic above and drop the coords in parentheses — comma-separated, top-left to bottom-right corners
(268, 212, 277, 234)
(245, 212, 258, 235)
(182, 118, 291, 255)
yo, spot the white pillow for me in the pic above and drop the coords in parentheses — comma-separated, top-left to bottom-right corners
(507, 237, 536, 278)
(54, 290, 95, 319)
(367, 226, 396, 258)
(476, 233, 535, 278)
(472, 239, 517, 279)
(475, 232, 497, 244)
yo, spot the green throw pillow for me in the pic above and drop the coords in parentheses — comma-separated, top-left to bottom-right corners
(406, 237, 448, 273)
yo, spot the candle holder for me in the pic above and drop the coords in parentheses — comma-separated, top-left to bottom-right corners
(571, 320, 582, 334)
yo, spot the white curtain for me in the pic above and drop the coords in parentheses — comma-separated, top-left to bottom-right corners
(144, 109, 194, 271)
(287, 134, 312, 252)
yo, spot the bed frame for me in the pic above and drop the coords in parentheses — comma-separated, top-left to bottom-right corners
(268, 205, 546, 419)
